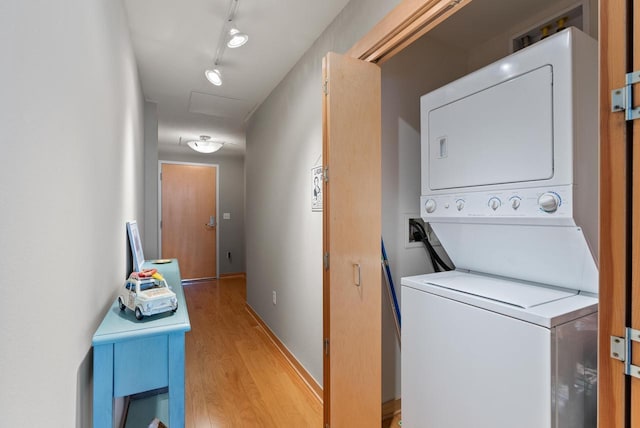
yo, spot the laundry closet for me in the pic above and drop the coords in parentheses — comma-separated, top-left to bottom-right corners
(377, 0, 599, 420)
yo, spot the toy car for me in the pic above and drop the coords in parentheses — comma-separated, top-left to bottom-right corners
(118, 269, 178, 320)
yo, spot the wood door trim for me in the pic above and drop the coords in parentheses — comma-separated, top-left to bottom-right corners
(159, 161, 220, 277)
(346, 0, 472, 64)
(321, 55, 331, 425)
(598, 0, 629, 426)
(632, 0, 640, 422)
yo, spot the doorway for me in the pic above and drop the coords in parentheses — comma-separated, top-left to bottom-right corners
(160, 162, 219, 280)
(323, 0, 602, 426)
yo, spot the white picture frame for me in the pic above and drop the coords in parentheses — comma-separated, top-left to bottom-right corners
(126, 220, 145, 272)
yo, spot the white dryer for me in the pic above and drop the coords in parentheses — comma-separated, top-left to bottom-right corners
(402, 28, 598, 428)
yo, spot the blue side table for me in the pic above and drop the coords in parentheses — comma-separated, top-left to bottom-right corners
(92, 260, 191, 428)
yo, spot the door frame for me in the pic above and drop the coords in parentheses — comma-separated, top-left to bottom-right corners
(598, 0, 627, 425)
(347, 0, 473, 64)
(330, 0, 624, 424)
(158, 161, 220, 278)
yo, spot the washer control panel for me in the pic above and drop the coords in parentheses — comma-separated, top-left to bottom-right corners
(421, 185, 573, 222)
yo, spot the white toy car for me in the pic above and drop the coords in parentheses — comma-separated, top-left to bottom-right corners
(118, 269, 178, 320)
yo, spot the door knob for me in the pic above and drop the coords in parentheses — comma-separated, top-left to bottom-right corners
(205, 215, 216, 228)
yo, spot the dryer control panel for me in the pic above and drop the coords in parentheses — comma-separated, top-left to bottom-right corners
(420, 184, 575, 225)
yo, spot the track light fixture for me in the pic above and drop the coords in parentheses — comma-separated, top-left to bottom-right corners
(205, 0, 248, 87)
(227, 26, 248, 48)
(205, 68, 222, 86)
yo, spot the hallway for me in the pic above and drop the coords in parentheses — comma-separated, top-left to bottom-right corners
(184, 277, 322, 427)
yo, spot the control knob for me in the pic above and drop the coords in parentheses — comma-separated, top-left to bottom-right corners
(425, 199, 437, 214)
(456, 200, 465, 211)
(488, 197, 501, 211)
(538, 192, 560, 213)
(511, 198, 521, 210)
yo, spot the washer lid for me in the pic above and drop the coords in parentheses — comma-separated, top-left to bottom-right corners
(425, 272, 576, 309)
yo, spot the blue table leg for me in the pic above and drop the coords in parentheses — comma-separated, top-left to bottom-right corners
(93, 344, 114, 428)
(168, 332, 185, 428)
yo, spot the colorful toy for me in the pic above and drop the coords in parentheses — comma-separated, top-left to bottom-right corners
(118, 270, 178, 320)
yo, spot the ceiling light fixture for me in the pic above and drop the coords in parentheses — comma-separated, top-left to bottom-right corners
(227, 26, 248, 48)
(205, 0, 247, 87)
(187, 135, 224, 154)
(204, 68, 222, 86)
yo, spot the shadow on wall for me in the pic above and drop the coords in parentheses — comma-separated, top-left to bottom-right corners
(76, 349, 93, 428)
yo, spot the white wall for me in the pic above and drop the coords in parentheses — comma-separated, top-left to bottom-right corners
(467, 0, 598, 71)
(144, 101, 160, 260)
(245, 0, 401, 388)
(380, 34, 469, 399)
(0, 1, 145, 426)
(158, 153, 246, 275)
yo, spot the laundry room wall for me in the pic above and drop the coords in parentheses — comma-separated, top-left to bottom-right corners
(245, 0, 401, 392)
(466, 0, 598, 71)
(380, 34, 469, 400)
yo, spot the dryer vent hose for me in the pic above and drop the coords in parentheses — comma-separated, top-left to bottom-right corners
(409, 219, 453, 273)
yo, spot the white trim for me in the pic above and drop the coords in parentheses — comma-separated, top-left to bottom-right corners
(158, 160, 220, 278)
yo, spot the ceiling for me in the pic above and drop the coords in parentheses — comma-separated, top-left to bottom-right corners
(427, 0, 573, 50)
(124, 0, 350, 157)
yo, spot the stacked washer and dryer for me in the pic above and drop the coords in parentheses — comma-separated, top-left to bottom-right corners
(401, 28, 598, 428)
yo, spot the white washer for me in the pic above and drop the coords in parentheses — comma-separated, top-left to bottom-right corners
(401, 272, 597, 428)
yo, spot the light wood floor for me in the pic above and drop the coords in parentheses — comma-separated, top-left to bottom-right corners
(184, 276, 323, 427)
(382, 413, 402, 427)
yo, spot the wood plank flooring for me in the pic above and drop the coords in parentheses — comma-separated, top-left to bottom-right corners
(184, 277, 323, 427)
(382, 413, 402, 427)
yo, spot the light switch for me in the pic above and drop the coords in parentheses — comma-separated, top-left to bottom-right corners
(223, 213, 231, 220)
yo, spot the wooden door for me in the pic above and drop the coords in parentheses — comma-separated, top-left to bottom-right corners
(599, 0, 637, 426)
(161, 163, 217, 280)
(322, 52, 381, 427)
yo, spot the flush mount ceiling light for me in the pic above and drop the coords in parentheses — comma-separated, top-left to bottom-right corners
(204, 68, 222, 86)
(187, 135, 224, 154)
(227, 26, 248, 48)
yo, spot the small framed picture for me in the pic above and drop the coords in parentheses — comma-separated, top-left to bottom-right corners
(312, 166, 323, 212)
(126, 220, 145, 272)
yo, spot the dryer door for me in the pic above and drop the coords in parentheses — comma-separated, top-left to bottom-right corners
(426, 65, 553, 190)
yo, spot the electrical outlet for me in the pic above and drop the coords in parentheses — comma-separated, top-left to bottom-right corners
(272, 290, 277, 305)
